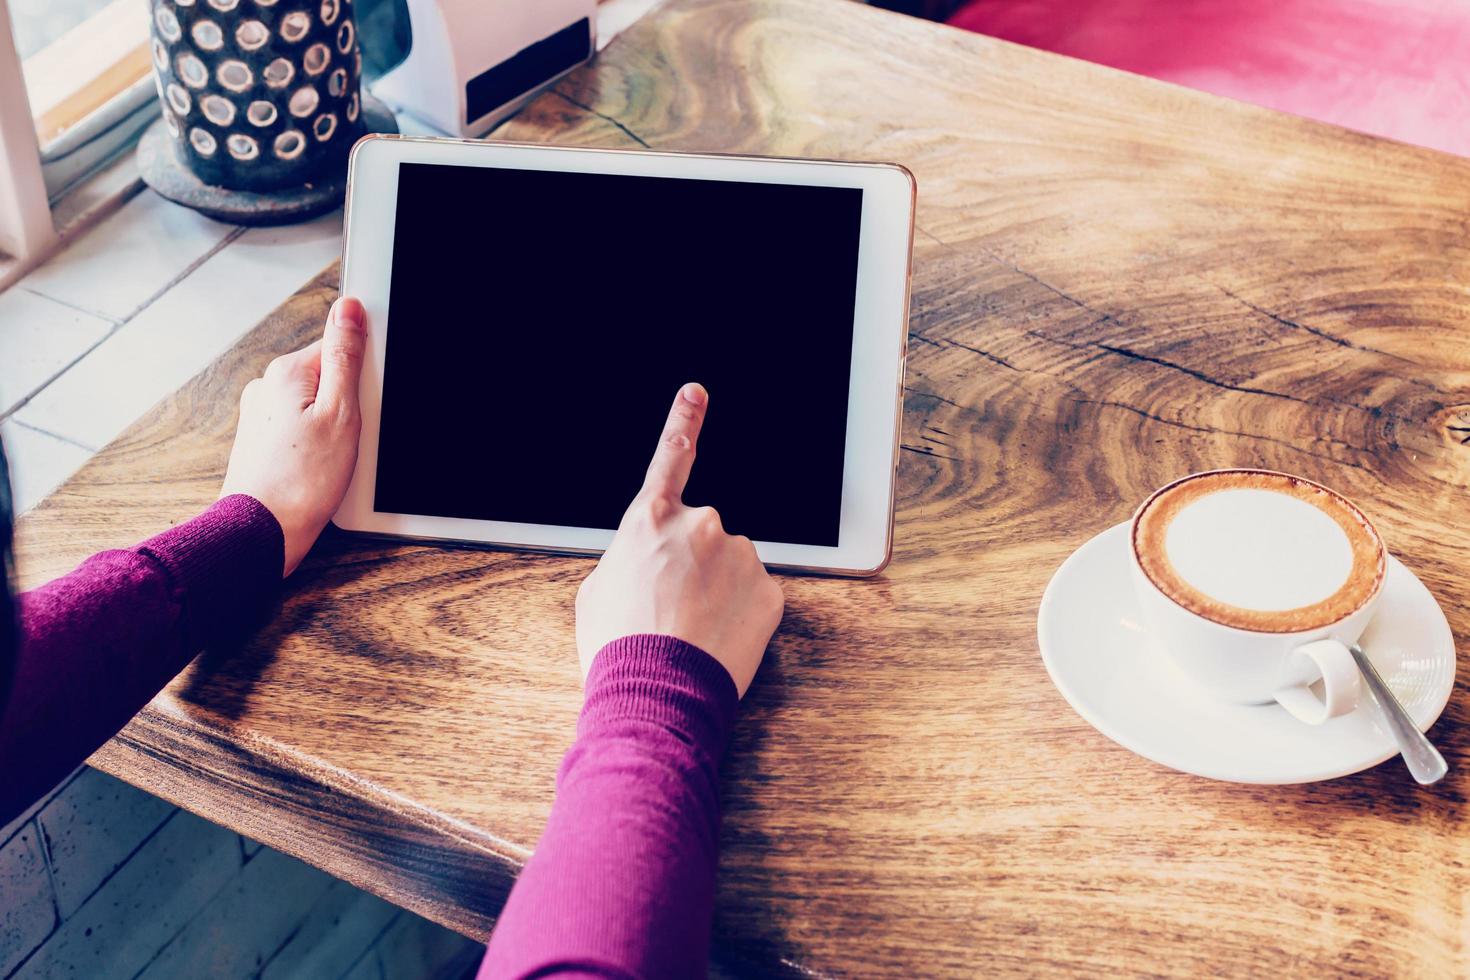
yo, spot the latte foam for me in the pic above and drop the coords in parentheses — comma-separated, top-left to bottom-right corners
(1133, 470, 1384, 632)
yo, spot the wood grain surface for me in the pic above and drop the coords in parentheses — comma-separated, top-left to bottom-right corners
(14, 0, 1470, 974)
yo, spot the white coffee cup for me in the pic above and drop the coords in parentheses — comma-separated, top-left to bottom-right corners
(1128, 469, 1387, 725)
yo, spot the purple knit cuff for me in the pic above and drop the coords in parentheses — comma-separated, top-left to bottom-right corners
(582, 634, 740, 758)
(134, 494, 284, 650)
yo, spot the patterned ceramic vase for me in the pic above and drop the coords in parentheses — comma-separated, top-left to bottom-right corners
(148, 0, 365, 192)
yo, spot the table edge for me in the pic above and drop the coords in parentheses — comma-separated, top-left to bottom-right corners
(90, 700, 524, 940)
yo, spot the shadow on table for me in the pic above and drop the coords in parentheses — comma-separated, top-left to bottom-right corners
(181, 525, 436, 722)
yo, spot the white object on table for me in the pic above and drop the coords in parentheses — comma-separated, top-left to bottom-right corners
(1037, 522, 1456, 784)
(373, 0, 599, 137)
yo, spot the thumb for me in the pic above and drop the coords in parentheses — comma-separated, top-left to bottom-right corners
(317, 297, 365, 413)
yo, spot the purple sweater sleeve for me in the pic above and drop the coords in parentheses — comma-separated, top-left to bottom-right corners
(479, 634, 740, 980)
(0, 495, 283, 824)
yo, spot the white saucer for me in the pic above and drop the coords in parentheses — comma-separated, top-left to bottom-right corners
(1037, 522, 1456, 784)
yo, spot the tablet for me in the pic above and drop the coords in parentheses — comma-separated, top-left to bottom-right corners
(335, 135, 914, 576)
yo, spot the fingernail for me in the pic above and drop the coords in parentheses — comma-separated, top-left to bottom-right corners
(682, 382, 706, 406)
(336, 297, 364, 330)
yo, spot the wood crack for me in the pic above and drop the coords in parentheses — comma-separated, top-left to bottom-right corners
(946, 338, 1019, 372)
(549, 90, 652, 148)
(1028, 327, 1307, 404)
(911, 331, 1019, 371)
(918, 251, 1431, 428)
(901, 442, 957, 461)
(905, 343, 1373, 471)
(914, 225, 947, 248)
(981, 249, 1116, 323)
(905, 218, 1434, 443)
(1070, 396, 1370, 472)
(920, 427, 953, 447)
(1026, 328, 1416, 427)
(915, 232, 1117, 325)
(1094, 342, 1305, 405)
(1206, 281, 1442, 392)
(902, 385, 965, 410)
(1210, 283, 1359, 350)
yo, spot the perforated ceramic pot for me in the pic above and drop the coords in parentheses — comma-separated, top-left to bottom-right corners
(148, 0, 365, 192)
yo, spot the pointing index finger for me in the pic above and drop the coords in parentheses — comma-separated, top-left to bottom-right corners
(642, 382, 708, 501)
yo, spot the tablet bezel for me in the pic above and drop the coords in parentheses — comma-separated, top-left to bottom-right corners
(335, 135, 914, 575)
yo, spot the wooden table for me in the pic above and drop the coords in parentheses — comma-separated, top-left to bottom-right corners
(16, 0, 1470, 974)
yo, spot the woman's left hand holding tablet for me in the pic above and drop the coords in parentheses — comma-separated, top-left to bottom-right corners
(220, 296, 366, 577)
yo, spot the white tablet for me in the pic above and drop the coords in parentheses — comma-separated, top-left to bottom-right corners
(335, 135, 914, 576)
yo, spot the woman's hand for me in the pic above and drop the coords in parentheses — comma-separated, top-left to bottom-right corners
(575, 383, 785, 697)
(220, 297, 365, 577)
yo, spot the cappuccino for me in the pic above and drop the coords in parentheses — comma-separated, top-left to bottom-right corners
(1133, 470, 1384, 633)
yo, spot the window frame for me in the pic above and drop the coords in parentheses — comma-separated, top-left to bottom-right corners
(0, 0, 158, 286)
(0, 0, 56, 270)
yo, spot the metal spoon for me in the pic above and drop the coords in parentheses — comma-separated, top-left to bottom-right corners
(1350, 643, 1448, 786)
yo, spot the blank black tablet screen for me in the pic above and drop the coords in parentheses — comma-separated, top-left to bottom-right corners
(374, 162, 863, 546)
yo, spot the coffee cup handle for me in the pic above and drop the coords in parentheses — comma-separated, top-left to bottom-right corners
(1273, 639, 1362, 725)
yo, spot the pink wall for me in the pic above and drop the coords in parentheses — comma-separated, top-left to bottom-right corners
(949, 0, 1470, 157)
